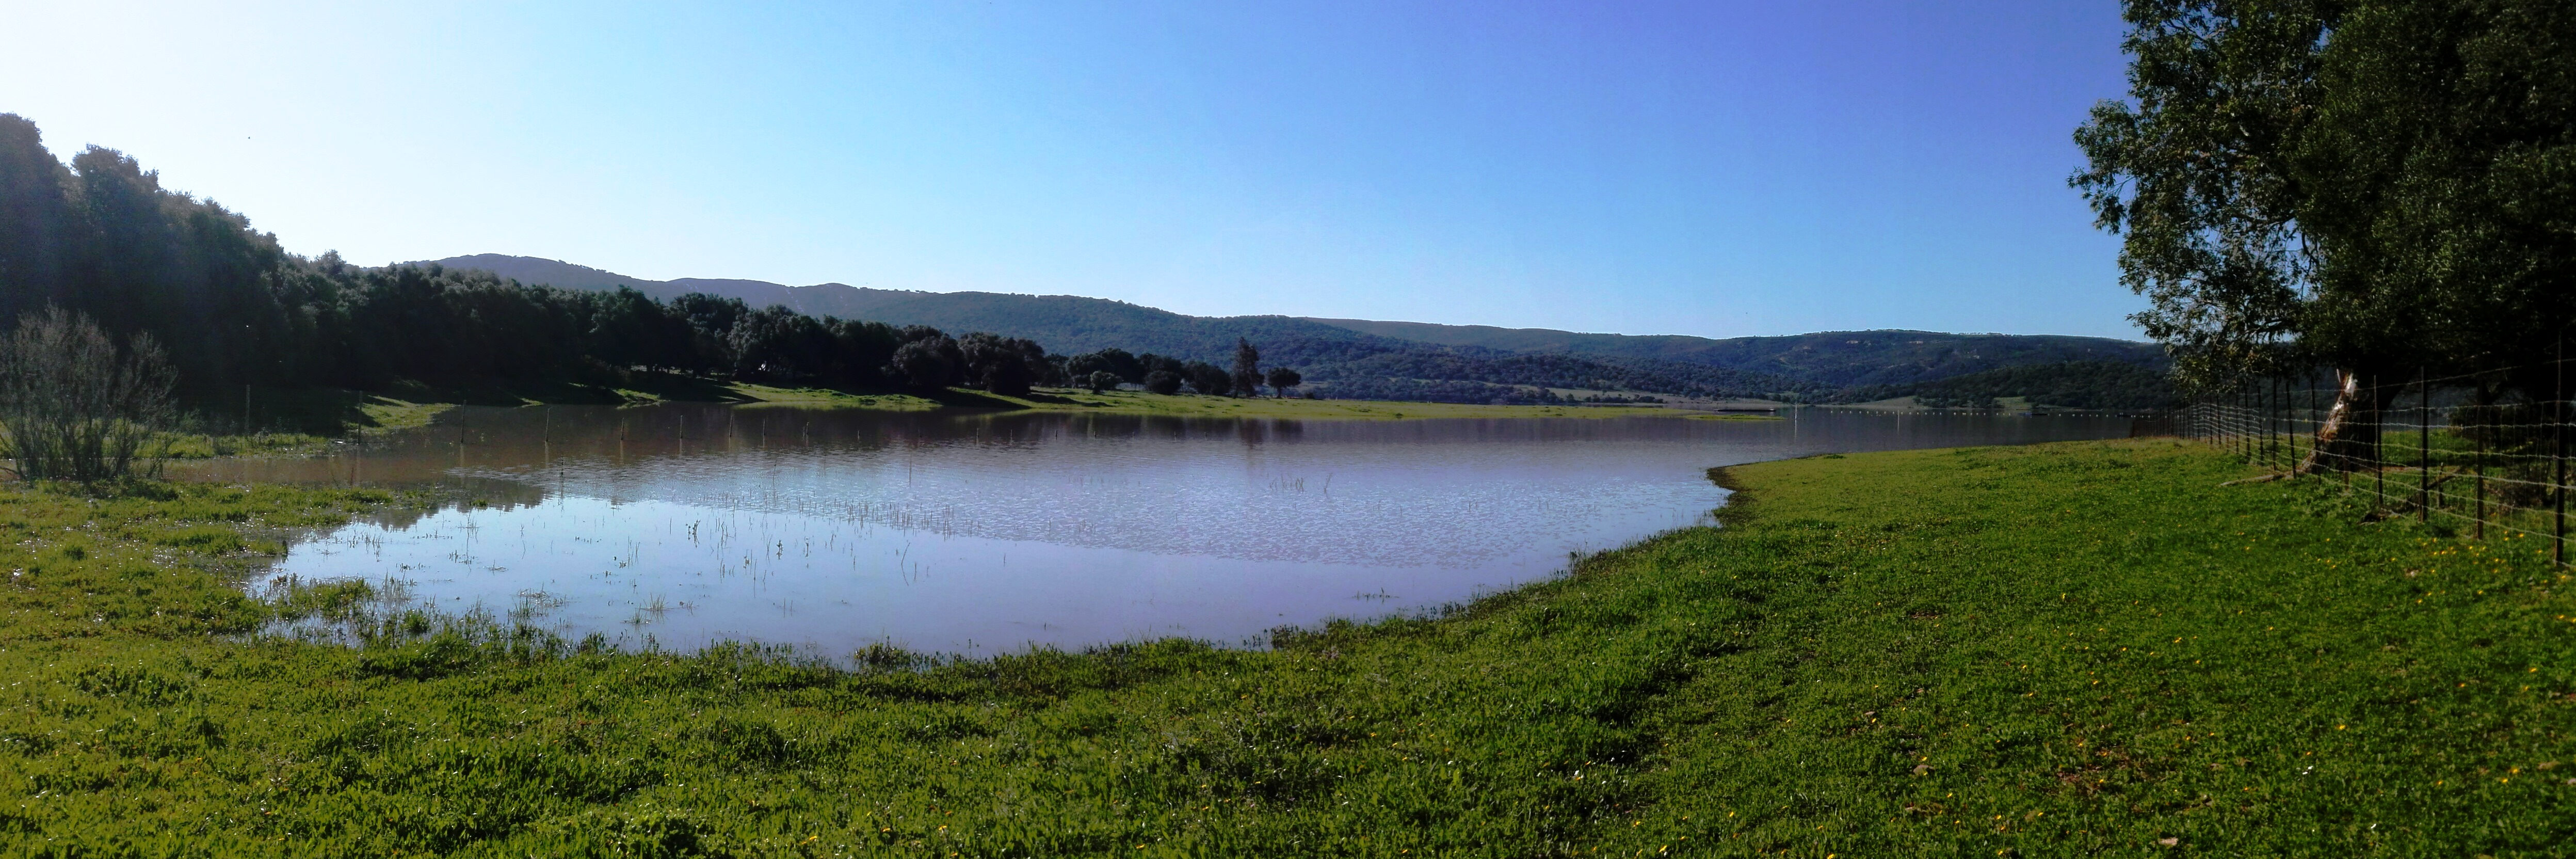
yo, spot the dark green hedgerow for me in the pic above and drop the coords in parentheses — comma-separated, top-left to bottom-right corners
(0, 440, 2569, 856)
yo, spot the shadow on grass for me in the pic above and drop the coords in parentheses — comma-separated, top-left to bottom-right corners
(222, 387, 410, 437)
(223, 374, 1063, 440)
(915, 388, 1039, 409)
(601, 374, 757, 405)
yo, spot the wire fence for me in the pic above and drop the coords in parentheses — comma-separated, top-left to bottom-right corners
(2136, 363, 2574, 565)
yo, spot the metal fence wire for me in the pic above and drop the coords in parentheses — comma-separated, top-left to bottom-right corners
(2138, 364, 2575, 565)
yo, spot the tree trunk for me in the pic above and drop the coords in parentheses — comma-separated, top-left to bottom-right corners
(2301, 370, 2381, 473)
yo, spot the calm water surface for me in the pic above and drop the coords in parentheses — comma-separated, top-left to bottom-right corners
(184, 406, 2136, 655)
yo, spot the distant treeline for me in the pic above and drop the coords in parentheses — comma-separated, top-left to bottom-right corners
(0, 115, 1085, 402)
(0, 113, 2178, 412)
(1836, 361, 2179, 411)
(1307, 351, 1822, 403)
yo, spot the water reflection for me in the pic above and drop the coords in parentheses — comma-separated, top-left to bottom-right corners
(179, 406, 2137, 655)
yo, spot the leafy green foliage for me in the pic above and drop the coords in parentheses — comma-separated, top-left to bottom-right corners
(1841, 360, 2182, 410)
(2073, 1, 2329, 389)
(1316, 349, 1818, 403)
(2076, 0, 2574, 393)
(2298, 0, 2576, 397)
(0, 441, 2565, 854)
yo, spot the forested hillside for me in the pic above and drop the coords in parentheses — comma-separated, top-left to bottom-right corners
(1839, 360, 2180, 410)
(430, 253, 2166, 404)
(0, 112, 2173, 412)
(1309, 319, 2165, 386)
(0, 117, 1025, 406)
(417, 255, 1392, 360)
(422, 256, 1828, 402)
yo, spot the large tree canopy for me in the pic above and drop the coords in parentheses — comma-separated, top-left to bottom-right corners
(2076, 0, 2575, 396)
(2073, 1, 2338, 390)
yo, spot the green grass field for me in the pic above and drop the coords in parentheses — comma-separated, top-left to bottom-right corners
(678, 381, 1680, 419)
(220, 381, 1682, 437)
(945, 387, 1677, 420)
(0, 439, 2567, 855)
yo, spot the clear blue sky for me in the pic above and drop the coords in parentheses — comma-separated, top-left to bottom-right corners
(1, 1, 2143, 339)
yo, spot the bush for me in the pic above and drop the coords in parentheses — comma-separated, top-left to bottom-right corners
(1142, 370, 1184, 395)
(1264, 367, 1302, 397)
(0, 308, 176, 482)
(886, 333, 962, 390)
(1183, 361, 1231, 396)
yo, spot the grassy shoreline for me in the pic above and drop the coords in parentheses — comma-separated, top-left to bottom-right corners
(728, 384, 1684, 420)
(211, 381, 1694, 443)
(2, 439, 2567, 854)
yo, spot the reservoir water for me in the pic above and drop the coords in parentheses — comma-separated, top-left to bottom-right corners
(184, 405, 2137, 656)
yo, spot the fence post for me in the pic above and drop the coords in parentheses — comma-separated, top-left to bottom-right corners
(2473, 404, 2485, 540)
(2267, 377, 2279, 470)
(2297, 376, 2318, 474)
(2373, 375, 2386, 512)
(2419, 369, 2431, 524)
(2280, 376, 2291, 470)
(2318, 376, 2339, 474)
(2558, 354, 2567, 566)
(2260, 378, 2271, 469)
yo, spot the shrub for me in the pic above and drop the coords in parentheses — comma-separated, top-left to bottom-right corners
(0, 308, 176, 482)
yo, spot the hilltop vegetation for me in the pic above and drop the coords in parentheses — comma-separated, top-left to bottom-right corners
(1840, 360, 2182, 411)
(430, 255, 2168, 408)
(1309, 319, 2167, 387)
(1, 440, 2564, 854)
(0, 110, 2169, 419)
(439, 256, 2167, 392)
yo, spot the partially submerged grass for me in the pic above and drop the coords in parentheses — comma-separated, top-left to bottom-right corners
(0, 439, 2567, 855)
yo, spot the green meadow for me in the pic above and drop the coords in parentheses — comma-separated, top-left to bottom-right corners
(1, 438, 2567, 856)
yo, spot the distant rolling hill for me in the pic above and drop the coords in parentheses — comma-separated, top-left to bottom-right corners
(415, 254, 2164, 405)
(411, 254, 1386, 361)
(1302, 318, 2165, 388)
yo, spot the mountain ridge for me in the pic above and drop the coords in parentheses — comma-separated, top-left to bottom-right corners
(413, 253, 2165, 397)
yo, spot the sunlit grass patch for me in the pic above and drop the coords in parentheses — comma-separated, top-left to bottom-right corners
(0, 439, 2565, 854)
(980, 386, 1680, 419)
